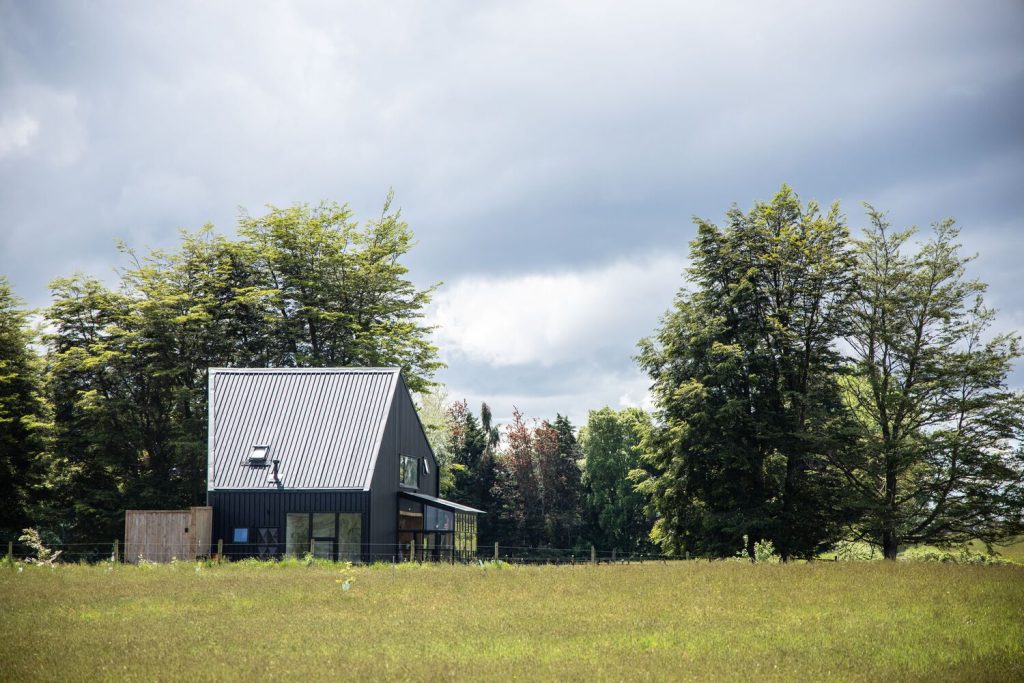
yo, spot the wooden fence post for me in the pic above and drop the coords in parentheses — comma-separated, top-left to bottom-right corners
(494, 541, 498, 562)
(113, 539, 119, 563)
(612, 548, 616, 562)
(685, 551, 690, 561)
(7, 540, 12, 565)
(217, 538, 223, 564)
(591, 545, 596, 564)
(409, 539, 415, 562)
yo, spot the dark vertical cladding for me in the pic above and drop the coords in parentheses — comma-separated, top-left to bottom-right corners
(207, 368, 454, 563)
(209, 490, 370, 560)
(396, 375, 439, 496)
(368, 375, 440, 554)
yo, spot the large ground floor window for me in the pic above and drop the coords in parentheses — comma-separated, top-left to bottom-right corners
(397, 498, 478, 562)
(285, 512, 362, 561)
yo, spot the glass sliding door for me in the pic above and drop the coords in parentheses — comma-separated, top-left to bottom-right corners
(338, 514, 361, 562)
(285, 513, 310, 557)
(312, 513, 335, 560)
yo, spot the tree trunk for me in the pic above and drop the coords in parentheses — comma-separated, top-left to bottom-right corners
(882, 530, 899, 560)
(883, 448, 899, 560)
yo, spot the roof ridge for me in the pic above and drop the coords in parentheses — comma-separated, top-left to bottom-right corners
(208, 367, 400, 374)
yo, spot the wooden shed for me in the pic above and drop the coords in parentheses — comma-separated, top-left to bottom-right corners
(124, 506, 212, 563)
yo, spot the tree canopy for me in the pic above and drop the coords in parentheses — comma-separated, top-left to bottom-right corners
(42, 197, 441, 541)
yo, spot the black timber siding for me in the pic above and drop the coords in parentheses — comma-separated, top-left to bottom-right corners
(208, 490, 371, 560)
(368, 374, 439, 550)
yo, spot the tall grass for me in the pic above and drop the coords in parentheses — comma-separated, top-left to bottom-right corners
(1, 561, 1021, 681)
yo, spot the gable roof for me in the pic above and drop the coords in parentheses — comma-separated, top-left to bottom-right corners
(207, 368, 399, 491)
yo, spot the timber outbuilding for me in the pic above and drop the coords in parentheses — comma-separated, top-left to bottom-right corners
(207, 367, 482, 562)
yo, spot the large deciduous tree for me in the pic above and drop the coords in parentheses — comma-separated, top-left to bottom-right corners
(840, 211, 1024, 559)
(637, 186, 856, 559)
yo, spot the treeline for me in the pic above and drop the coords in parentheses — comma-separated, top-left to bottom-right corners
(1, 196, 440, 543)
(419, 397, 655, 553)
(2, 186, 1022, 559)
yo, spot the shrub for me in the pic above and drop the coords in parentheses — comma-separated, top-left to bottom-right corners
(18, 528, 62, 566)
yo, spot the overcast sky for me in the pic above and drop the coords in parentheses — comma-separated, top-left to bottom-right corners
(2, 1, 1022, 426)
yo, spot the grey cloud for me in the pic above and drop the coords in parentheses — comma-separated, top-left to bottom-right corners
(1, 0, 1022, 418)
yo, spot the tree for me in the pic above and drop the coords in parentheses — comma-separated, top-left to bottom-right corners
(238, 194, 442, 390)
(475, 402, 501, 544)
(416, 385, 456, 496)
(839, 211, 1024, 559)
(0, 277, 49, 538)
(534, 415, 584, 548)
(579, 407, 653, 554)
(491, 408, 544, 547)
(637, 186, 856, 559)
(43, 196, 443, 541)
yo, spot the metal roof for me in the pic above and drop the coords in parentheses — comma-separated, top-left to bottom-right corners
(207, 368, 399, 491)
(399, 491, 486, 514)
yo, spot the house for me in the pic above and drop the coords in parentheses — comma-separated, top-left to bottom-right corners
(206, 367, 483, 562)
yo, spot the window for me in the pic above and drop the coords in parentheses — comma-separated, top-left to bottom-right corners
(249, 445, 269, 463)
(284, 512, 362, 561)
(425, 505, 453, 532)
(233, 528, 249, 543)
(422, 458, 430, 475)
(399, 455, 419, 488)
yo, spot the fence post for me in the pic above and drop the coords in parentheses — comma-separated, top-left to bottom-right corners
(217, 538, 223, 564)
(409, 539, 415, 562)
(612, 548, 616, 562)
(7, 540, 12, 561)
(113, 539, 119, 563)
(591, 545, 596, 565)
(685, 551, 690, 561)
(494, 541, 498, 562)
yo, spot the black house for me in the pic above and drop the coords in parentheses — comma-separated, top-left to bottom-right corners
(206, 367, 482, 562)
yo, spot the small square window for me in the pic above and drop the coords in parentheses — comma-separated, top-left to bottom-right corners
(249, 445, 269, 462)
(233, 528, 249, 543)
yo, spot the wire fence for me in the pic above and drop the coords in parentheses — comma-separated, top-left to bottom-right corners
(1, 539, 705, 566)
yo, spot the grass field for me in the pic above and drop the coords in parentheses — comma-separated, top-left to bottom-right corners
(2, 560, 1022, 681)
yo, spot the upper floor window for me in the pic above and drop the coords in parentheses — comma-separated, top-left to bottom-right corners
(399, 454, 418, 488)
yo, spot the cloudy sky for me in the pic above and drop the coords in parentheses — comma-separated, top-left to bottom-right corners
(2, 1, 1022, 426)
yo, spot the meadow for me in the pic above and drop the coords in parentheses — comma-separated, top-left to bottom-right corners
(1, 560, 1022, 682)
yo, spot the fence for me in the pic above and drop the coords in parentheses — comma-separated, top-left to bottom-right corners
(2, 538, 705, 566)
(124, 507, 212, 563)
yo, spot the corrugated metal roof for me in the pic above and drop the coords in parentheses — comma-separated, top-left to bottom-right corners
(208, 368, 399, 491)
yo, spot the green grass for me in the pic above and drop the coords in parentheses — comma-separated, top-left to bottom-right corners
(1, 561, 1022, 681)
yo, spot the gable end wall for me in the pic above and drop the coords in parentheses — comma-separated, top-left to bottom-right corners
(368, 374, 439, 549)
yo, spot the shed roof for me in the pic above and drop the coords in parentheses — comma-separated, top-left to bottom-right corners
(399, 491, 486, 514)
(207, 368, 399, 491)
